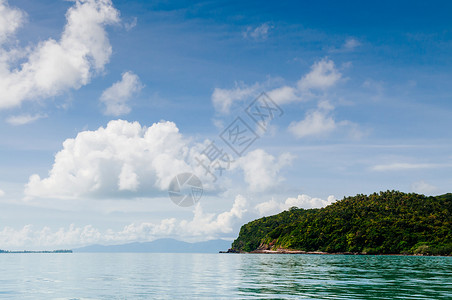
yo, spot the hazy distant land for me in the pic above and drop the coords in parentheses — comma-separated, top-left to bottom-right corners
(0, 249, 72, 253)
(73, 238, 231, 253)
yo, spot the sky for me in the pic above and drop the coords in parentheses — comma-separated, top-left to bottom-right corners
(0, 0, 451, 250)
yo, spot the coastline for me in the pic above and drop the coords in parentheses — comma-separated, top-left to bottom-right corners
(0, 250, 72, 254)
(221, 249, 451, 257)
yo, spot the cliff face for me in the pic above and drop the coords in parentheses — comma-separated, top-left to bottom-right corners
(231, 191, 452, 255)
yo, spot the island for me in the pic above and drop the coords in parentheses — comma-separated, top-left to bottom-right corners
(227, 191, 451, 256)
(0, 250, 72, 253)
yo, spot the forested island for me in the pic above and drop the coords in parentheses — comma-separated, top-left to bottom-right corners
(0, 250, 72, 253)
(229, 191, 451, 256)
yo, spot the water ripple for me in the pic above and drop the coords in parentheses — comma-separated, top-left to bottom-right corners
(0, 253, 450, 299)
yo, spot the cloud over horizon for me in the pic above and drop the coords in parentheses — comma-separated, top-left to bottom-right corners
(255, 194, 337, 216)
(0, 195, 248, 248)
(0, 192, 339, 249)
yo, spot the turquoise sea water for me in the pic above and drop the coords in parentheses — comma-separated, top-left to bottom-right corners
(0, 253, 450, 299)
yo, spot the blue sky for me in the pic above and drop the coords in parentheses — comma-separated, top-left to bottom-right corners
(0, 0, 451, 249)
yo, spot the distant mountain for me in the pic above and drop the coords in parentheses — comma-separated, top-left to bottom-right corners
(73, 238, 231, 253)
(231, 191, 452, 255)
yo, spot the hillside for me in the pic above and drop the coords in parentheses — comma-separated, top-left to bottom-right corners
(231, 191, 452, 255)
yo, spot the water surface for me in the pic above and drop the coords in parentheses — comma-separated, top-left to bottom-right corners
(0, 253, 450, 299)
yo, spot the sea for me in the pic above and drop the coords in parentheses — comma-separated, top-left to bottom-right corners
(0, 253, 450, 299)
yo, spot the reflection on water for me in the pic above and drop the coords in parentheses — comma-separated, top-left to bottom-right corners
(0, 253, 450, 299)
(237, 254, 452, 299)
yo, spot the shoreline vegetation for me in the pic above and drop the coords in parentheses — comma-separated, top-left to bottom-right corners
(221, 249, 451, 256)
(225, 191, 452, 256)
(0, 250, 72, 253)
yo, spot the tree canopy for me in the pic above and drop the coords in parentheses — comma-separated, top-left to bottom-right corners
(231, 191, 452, 255)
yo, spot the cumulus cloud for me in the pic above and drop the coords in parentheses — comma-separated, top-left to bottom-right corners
(0, 224, 101, 249)
(288, 100, 340, 138)
(298, 58, 342, 91)
(179, 195, 247, 237)
(24, 118, 295, 199)
(5, 113, 47, 125)
(211, 58, 359, 140)
(287, 99, 361, 139)
(211, 82, 259, 114)
(255, 194, 336, 216)
(267, 85, 300, 105)
(236, 149, 294, 192)
(211, 80, 296, 113)
(0, 0, 25, 44)
(243, 23, 272, 40)
(288, 110, 336, 138)
(212, 59, 360, 140)
(25, 119, 195, 199)
(212, 58, 341, 113)
(0, 0, 120, 110)
(411, 180, 438, 195)
(100, 71, 143, 116)
(118, 163, 139, 191)
(0, 196, 247, 248)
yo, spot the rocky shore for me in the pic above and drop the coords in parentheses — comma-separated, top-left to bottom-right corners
(220, 248, 451, 256)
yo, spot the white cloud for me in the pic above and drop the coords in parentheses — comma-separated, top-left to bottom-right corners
(211, 58, 342, 112)
(212, 59, 359, 140)
(243, 23, 272, 40)
(298, 58, 342, 91)
(237, 149, 294, 192)
(255, 194, 336, 216)
(24, 118, 295, 200)
(118, 164, 139, 191)
(267, 85, 300, 105)
(288, 100, 361, 139)
(371, 162, 451, 172)
(343, 38, 361, 50)
(25, 119, 195, 199)
(211, 82, 259, 114)
(0, 189, 4, 197)
(288, 109, 336, 138)
(100, 71, 143, 116)
(179, 195, 247, 237)
(5, 113, 47, 125)
(210, 80, 295, 115)
(0, 196, 248, 248)
(0, 0, 120, 110)
(411, 180, 438, 195)
(0, 0, 25, 44)
(329, 38, 361, 53)
(0, 224, 102, 249)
